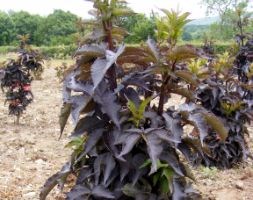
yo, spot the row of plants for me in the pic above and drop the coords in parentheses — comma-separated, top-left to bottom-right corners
(0, 45, 76, 59)
(39, 0, 252, 199)
(0, 43, 235, 59)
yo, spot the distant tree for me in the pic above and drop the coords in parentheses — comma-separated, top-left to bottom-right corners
(119, 14, 156, 43)
(0, 12, 15, 45)
(41, 10, 78, 45)
(202, 0, 238, 16)
(10, 11, 44, 45)
(202, 0, 252, 41)
(182, 30, 193, 41)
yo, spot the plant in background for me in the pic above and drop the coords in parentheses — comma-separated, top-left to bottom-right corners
(178, 46, 252, 168)
(155, 9, 191, 46)
(201, 32, 215, 55)
(0, 35, 44, 124)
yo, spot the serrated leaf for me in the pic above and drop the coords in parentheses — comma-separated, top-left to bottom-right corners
(145, 133, 163, 175)
(162, 113, 183, 143)
(71, 95, 91, 125)
(188, 113, 208, 145)
(94, 84, 121, 128)
(91, 44, 125, 90)
(168, 45, 198, 62)
(175, 70, 198, 86)
(93, 153, 116, 186)
(147, 38, 160, 61)
(75, 129, 104, 164)
(72, 115, 106, 137)
(117, 131, 141, 157)
(75, 44, 106, 58)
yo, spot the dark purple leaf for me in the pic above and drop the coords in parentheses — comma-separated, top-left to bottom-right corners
(91, 45, 125, 90)
(94, 153, 116, 186)
(92, 185, 115, 199)
(40, 162, 71, 200)
(72, 115, 106, 137)
(71, 95, 91, 125)
(117, 132, 140, 158)
(162, 113, 183, 143)
(145, 133, 163, 174)
(66, 185, 90, 200)
(94, 84, 121, 128)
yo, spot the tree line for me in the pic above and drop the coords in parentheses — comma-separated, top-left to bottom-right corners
(0, 10, 78, 46)
(0, 9, 159, 46)
(0, 0, 252, 47)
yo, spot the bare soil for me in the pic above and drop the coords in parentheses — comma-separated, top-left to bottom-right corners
(0, 59, 252, 200)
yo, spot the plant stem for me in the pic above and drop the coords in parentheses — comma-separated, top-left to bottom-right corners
(103, 20, 117, 90)
(158, 61, 176, 115)
(158, 74, 169, 115)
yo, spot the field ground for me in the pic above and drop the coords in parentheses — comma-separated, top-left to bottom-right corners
(0, 55, 253, 200)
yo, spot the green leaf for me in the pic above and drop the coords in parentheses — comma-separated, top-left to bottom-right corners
(162, 167, 174, 182)
(160, 176, 170, 194)
(65, 136, 86, 151)
(157, 160, 169, 169)
(140, 159, 152, 169)
(139, 97, 152, 116)
(127, 97, 152, 127)
(152, 172, 161, 186)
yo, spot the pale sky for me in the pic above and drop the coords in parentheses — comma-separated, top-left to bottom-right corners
(0, 0, 207, 19)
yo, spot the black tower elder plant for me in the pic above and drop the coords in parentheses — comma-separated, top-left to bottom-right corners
(39, 1, 212, 199)
(0, 35, 44, 124)
(40, 0, 247, 198)
(178, 49, 253, 168)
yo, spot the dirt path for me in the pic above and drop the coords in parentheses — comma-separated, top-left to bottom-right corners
(0, 62, 72, 200)
(0, 60, 253, 200)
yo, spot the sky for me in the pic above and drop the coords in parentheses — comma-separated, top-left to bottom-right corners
(0, 0, 207, 19)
